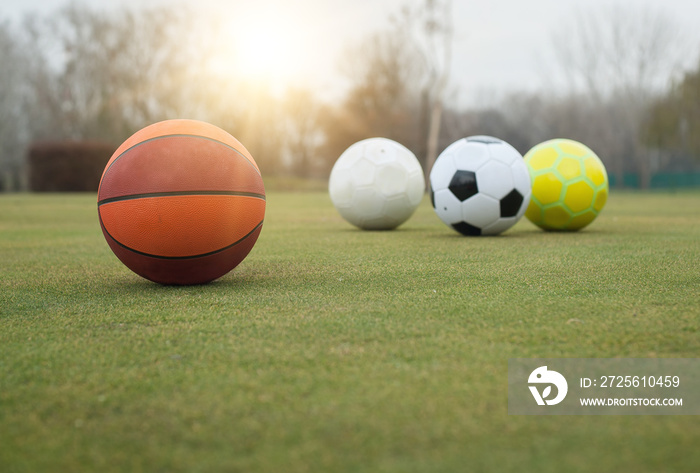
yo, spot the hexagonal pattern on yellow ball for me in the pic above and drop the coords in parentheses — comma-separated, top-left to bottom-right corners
(584, 157, 607, 187)
(567, 212, 597, 231)
(532, 174, 562, 205)
(542, 204, 572, 229)
(556, 157, 582, 181)
(564, 181, 594, 213)
(524, 139, 609, 231)
(593, 187, 608, 212)
(528, 146, 559, 170)
(557, 140, 589, 158)
(524, 201, 543, 225)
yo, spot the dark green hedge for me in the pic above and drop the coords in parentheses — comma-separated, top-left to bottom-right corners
(28, 142, 115, 192)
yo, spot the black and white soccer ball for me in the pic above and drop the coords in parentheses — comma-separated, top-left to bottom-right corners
(430, 136, 532, 236)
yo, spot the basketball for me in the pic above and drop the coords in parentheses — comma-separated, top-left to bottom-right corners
(97, 119, 265, 285)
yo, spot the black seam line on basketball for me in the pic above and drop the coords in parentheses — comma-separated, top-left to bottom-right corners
(104, 219, 264, 260)
(98, 191, 266, 206)
(99, 133, 261, 196)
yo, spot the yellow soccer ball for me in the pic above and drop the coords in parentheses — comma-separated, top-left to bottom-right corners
(524, 139, 608, 231)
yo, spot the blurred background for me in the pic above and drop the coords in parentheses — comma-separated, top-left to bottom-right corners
(1, 0, 700, 192)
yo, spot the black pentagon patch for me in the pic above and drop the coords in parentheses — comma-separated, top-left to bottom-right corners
(500, 189, 524, 217)
(448, 170, 478, 202)
(452, 221, 482, 236)
(430, 186, 435, 209)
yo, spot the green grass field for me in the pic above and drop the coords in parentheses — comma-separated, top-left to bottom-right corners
(1, 191, 699, 472)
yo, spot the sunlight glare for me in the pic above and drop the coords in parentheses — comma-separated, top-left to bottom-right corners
(216, 8, 307, 91)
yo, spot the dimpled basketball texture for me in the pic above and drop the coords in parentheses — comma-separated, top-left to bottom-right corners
(98, 119, 265, 285)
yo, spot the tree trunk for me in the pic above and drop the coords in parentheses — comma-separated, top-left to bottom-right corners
(425, 100, 443, 190)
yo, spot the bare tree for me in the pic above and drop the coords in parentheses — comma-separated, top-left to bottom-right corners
(550, 5, 686, 188)
(645, 56, 700, 162)
(320, 26, 426, 169)
(282, 89, 323, 178)
(0, 22, 33, 190)
(322, 0, 454, 180)
(397, 0, 454, 186)
(21, 4, 199, 143)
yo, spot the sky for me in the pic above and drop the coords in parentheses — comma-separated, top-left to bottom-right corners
(3, 0, 700, 106)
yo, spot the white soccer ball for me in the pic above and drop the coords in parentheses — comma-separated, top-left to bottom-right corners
(329, 138, 425, 230)
(430, 136, 532, 236)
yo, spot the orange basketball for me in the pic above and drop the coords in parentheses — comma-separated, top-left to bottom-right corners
(98, 119, 265, 285)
